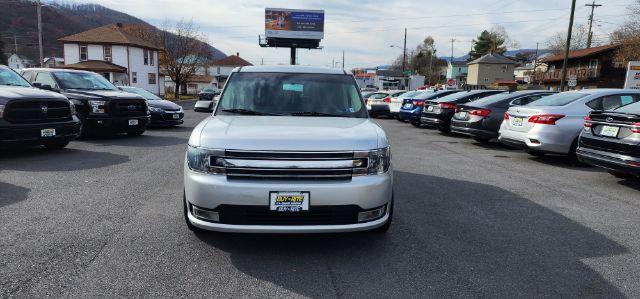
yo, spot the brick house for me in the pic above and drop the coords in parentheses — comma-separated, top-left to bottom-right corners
(58, 23, 164, 95)
(533, 44, 625, 91)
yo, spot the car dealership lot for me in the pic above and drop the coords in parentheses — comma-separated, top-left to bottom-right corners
(2, 108, 640, 297)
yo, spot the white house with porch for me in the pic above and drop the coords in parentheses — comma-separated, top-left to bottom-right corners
(58, 23, 164, 95)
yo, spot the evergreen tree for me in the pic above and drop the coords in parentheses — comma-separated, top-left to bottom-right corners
(469, 30, 507, 60)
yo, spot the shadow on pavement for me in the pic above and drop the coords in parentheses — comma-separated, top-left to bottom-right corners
(195, 171, 627, 297)
(0, 182, 30, 207)
(471, 141, 521, 152)
(0, 148, 129, 171)
(529, 155, 604, 172)
(147, 125, 195, 133)
(82, 134, 187, 148)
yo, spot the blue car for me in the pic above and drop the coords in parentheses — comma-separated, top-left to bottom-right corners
(398, 90, 461, 127)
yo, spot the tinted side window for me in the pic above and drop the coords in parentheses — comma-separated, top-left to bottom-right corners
(588, 94, 640, 111)
(34, 72, 58, 88)
(21, 71, 35, 82)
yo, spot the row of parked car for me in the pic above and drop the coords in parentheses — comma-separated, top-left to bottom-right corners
(364, 87, 640, 180)
(0, 65, 184, 150)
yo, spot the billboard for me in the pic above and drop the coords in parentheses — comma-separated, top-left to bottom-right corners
(623, 61, 640, 90)
(265, 8, 324, 40)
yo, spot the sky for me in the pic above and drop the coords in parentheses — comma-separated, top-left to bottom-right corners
(61, 0, 637, 68)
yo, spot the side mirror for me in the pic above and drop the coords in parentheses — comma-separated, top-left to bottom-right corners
(32, 82, 42, 88)
(40, 84, 54, 91)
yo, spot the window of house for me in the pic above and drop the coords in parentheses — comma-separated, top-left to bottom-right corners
(132, 72, 137, 84)
(79, 45, 88, 61)
(148, 73, 156, 84)
(589, 59, 599, 69)
(144, 49, 149, 65)
(484, 78, 489, 83)
(103, 46, 112, 62)
(149, 50, 154, 66)
(549, 65, 556, 71)
(188, 83, 198, 89)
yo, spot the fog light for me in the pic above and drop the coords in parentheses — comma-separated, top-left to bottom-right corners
(191, 205, 219, 222)
(358, 205, 387, 222)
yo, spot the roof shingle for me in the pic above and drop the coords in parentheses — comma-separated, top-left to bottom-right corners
(58, 24, 160, 50)
(540, 44, 619, 62)
(211, 55, 252, 67)
(468, 52, 516, 65)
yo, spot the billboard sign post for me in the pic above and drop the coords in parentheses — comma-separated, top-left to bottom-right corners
(261, 8, 325, 65)
(623, 61, 640, 90)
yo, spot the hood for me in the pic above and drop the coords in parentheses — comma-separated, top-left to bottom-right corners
(147, 100, 181, 110)
(0, 86, 68, 100)
(191, 116, 387, 151)
(62, 89, 145, 101)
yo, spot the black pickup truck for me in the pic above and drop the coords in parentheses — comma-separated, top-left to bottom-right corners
(21, 68, 149, 137)
(0, 65, 80, 149)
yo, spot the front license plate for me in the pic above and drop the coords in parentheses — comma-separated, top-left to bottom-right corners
(128, 119, 139, 126)
(512, 117, 524, 126)
(600, 125, 620, 137)
(40, 128, 56, 137)
(403, 103, 412, 109)
(270, 192, 309, 212)
(427, 106, 435, 112)
(459, 111, 468, 119)
(172, 114, 180, 119)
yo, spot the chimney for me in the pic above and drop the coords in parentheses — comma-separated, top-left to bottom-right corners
(116, 23, 123, 28)
(236, 52, 239, 57)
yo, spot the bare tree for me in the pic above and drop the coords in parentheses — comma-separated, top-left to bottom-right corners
(490, 25, 520, 50)
(546, 24, 591, 54)
(159, 20, 211, 98)
(610, 0, 640, 64)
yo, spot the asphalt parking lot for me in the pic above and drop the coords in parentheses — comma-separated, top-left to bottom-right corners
(2, 106, 640, 297)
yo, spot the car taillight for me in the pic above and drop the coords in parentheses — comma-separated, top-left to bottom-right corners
(584, 115, 592, 128)
(438, 102, 456, 109)
(504, 112, 510, 120)
(383, 97, 391, 103)
(469, 109, 491, 117)
(631, 122, 640, 133)
(412, 100, 424, 107)
(528, 114, 565, 125)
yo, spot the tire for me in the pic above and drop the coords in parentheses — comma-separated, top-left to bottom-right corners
(608, 171, 637, 180)
(437, 125, 451, 134)
(567, 139, 586, 166)
(473, 137, 491, 143)
(43, 140, 69, 150)
(184, 192, 204, 233)
(396, 117, 405, 122)
(372, 199, 393, 234)
(127, 129, 145, 136)
(410, 121, 421, 128)
(78, 117, 90, 139)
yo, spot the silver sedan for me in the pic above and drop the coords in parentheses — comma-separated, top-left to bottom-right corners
(498, 89, 640, 162)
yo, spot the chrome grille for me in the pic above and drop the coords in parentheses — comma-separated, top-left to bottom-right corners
(218, 150, 368, 180)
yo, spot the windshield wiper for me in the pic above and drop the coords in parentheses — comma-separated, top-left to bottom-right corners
(290, 111, 345, 117)
(221, 108, 281, 116)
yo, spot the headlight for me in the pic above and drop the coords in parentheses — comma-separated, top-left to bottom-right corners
(0, 104, 5, 118)
(367, 147, 391, 175)
(186, 146, 225, 174)
(149, 107, 163, 112)
(88, 100, 106, 114)
(178, 107, 184, 113)
(69, 101, 76, 115)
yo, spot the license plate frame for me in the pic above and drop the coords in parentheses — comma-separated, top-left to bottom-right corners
(600, 125, 620, 138)
(269, 191, 310, 212)
(172, 113, 180, 119)
(40, 128, 56, 137)
(128, 119, 139, 126)
(459, 111, 468, 119)
(512, 117, 524, 126)
(427, 106, 435, 112)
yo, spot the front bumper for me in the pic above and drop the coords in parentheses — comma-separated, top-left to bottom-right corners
(150, 111, 184, 126)
(577, 147, 640, 175)
(498, 125, 573, 154)
(184, 165, 393, 233)
(84, 115, 150, 133)
(398, 107, 422, 122)
(0, 118, 81, 146)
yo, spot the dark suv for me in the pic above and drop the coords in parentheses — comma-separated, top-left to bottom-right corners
(0, 65, 80, 149)
(21, 68, 149, 137)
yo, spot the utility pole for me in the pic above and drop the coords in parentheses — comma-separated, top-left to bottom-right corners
(13, 35, 18, 54)
(342, 50, 345, 70)
(560, 0, 577, 91)
(402, 28, 407, 80)
(36, 0, 43, 67)
(585, 0, 602, 48)
(532, 42, 539, 85)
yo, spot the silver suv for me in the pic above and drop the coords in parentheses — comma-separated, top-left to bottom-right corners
(183, 66, 393, 234)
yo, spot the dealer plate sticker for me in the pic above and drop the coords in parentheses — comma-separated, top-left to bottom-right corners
(128, 119, 139, 126)
(41, 128, 56, 137)
(270, 192, 309, 212)
(600, 125, 620, 137)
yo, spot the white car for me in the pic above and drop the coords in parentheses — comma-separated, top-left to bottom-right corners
(184, 66, 393, 234)
(366, 90, 406, 118)
(499, 89, 640, 162)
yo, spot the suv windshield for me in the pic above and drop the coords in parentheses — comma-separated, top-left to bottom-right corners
(0, 68, 31, 87)
(54, 71, 117, 91)
(527, 92, 586, 106)
(216, 72, 367, 118)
